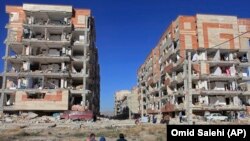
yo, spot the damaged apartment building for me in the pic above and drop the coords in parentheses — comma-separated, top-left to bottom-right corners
(137, 14, 250, 117)
(0, 4, 100, 114)
(114, 87, 140, 119)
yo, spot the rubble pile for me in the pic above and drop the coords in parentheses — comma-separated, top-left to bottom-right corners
(71, 105, 88, 112)
(1, 112, 250, 130)
(0, 112, 58, 124)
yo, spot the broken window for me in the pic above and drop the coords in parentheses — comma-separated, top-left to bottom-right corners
(238, 52, 248, 62)
(177, 96, 183, 104)
(48, 49, 60, 56)
(73, 50, 84, 57)
(174, 26, 179, 33)
(173, 40, 179, 49)
(10, 12, 19, 22)
(192, 96, 199, 105)
(49, 34, 61, 41)
(30, 62, 39, 71)
(31, 78, 43, 89)
(5, 94, 15, 106)
(27, 93, 45, 99)
(7, 78, 17, 89)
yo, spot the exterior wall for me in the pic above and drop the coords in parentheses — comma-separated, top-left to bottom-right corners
(128, 86, 140, 114)
(127, 93, 139, 114)
(72, 9, 91, 28)
(153, 46, 160, 83)
(196, 14, 240, 49)
(238, 19, 250, 49)
(13, 90, 68, 110)
(178, 16, 198, 50)
(6, 6, 26, 42)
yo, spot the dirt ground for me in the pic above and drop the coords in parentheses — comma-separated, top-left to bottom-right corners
(0, 124, 167, 141)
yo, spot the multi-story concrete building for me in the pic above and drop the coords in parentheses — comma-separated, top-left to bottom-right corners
(114, 90, 130, 117)
(0, 4, 100, 114)
(114, 88, 140, 119)
(137, 47, 161, 116)
(138, 14, 250, 117)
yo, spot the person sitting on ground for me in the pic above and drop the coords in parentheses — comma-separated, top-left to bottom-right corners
(86, 133, 97, 141)
(99, 135, 106, 141)
(117, 133, 127, 141)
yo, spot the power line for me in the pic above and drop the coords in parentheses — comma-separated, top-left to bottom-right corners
(209, 30, 250, 49)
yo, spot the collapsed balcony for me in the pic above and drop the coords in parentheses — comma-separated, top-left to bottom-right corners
(4, 74, 71, 90)
(210, 65, 237, 76)
(72, 30, 87, 46)
(22, 27, 72, 45)
(207, 50, 239, 66)
(192, 95, 246, 111)
(26, 15, 71, 26)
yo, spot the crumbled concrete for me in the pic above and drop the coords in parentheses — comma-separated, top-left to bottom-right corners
(4, 117, 13, 123)
(26, 112, 38, 119)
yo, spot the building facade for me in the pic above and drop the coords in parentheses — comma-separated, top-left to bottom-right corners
(114, 90, 130, 117)
(137, 14, 250, 117)
(114, 88, 140, 119)
(0, 4, 100, 114)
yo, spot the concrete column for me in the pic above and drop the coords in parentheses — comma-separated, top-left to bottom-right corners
(82, 30, 88, 108)
(158, 80, 162, 111)
(184, 55, 188, 110)
(129, 107, 132, 119)
(25, 45, 31, 55)
(81, 94, 86, 107)
(18, 78, 21, 88)
(68, 49, 72, 56)
(60, 79, 64, 88)
(61, 62, 65, 71)
(187, 52, 193, 124)
(0, 43, 10, 113)
(23, 61, 30, 71)
(140, 86, 144, 118)
(64, 80, 67, 88)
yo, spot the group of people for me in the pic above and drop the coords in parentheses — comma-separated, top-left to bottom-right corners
(86, 133, 127, 141)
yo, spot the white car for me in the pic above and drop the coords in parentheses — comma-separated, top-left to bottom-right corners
(205, 113, 228, 121)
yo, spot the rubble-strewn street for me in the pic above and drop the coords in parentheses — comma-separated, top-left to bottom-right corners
(1, 113, 250, 141)
(0, 113, 166, 141)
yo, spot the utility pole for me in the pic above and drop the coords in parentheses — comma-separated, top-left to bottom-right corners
(187, 52, 193, 124)
(141, 84, 144, 119)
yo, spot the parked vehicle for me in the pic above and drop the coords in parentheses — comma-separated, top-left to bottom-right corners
(205, 113, 228, 121)
(60, 110, 93, 121)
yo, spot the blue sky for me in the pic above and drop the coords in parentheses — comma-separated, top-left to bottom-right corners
(0, 0, 250, 112)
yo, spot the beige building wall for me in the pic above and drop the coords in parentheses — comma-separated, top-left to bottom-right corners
(13, 90, 69, 110)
